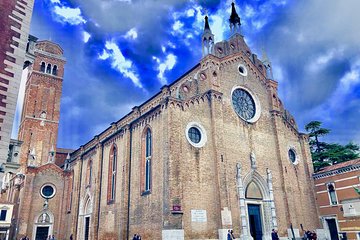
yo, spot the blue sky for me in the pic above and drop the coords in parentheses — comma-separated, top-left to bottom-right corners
(25, 0, 360, 149)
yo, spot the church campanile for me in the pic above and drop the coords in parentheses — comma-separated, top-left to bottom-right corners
(18, 40, 65, 167)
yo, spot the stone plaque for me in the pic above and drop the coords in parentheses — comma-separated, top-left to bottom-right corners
(191, 210, 207, 222)
(221, 207, 232, 225)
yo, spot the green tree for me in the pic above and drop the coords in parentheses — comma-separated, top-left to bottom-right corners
(305, 121, 359, 172)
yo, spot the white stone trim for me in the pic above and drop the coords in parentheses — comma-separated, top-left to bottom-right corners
(32, 211, 54, 240)
(231, 86, 261, 123)
(287, 145, 300, 165)
(320, 215, 340, 240)
(40, 184, 56, 199)
(185, 122, 207, 148)
(238, 63, 248, 76)
(334, 175, 360, 182)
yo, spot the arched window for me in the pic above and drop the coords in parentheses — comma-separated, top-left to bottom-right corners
(52, 65, 58, 76)
(327, 183, 337, 205)
(142, 128, 152, 193)
(40, 62, 46, 72)
(46, 63, 52, 74)
(85, 160, 92, 187)
(107, 145, 117, 203)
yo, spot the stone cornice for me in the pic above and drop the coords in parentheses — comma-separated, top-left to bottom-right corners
(31, 70, 64, 81)
(35, 49, 66, 61)
(23, 116, 59, 124)
(26, 163, 71, 176)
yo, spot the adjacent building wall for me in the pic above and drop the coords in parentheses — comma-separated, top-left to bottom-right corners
(0, 0, 35, 176)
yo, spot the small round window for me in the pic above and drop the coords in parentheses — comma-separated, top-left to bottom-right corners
(188, 127, 201, 144)
(238, 64, 248, 76)
(185, 122, 207, 148)
(288, 149, 298, 164)
(40, 184, 56, 199)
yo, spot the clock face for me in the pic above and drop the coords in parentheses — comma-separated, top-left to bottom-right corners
(232, 89, 256, 120)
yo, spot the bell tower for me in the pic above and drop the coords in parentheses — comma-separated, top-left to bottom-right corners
(18, 40, 66, 167)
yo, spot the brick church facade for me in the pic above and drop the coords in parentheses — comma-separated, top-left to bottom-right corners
(2, 3, 321, 240)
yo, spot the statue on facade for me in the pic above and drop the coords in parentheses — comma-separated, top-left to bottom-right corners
(43, 199, 49, 210)
(28, 148, 36, 167)
(250, 151, 257, 169)
(236, 162, 242, 178)
(41, 212, 48, 223)
(266, 168, 272, 181)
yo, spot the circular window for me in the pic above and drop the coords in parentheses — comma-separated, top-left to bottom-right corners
(200, 72, 207, 80)
(288, 148, 298, 165)
(188, 127, 201, 143)
(185, 122, 207, 148)
(40, 184, 56, 199)
(231, 87, 261, 123)
(238, 64, 248, 76)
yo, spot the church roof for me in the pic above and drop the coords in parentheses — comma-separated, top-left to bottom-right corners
(317, 158, 360, 173)
(70, 63, 201, 160)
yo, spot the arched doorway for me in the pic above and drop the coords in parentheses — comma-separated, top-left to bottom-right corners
(33, 211, 54, 240)
(245, 181, 264, 240)
(83, 197, 92, 240)
(79, 194, 92, 240)
(236, 165, 277, 240)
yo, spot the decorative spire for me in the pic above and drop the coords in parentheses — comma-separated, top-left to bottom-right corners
(262, 47, 274, 79)
(64, 153, 71, 171)
(201, 15, 214, 57)
(229, 2, 241, 34)
(204, 15, 211, 32)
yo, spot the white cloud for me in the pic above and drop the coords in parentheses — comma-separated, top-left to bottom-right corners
(50, 0, 60, 4)
(186, 8, 195, 17)
(211, 15, 225, 42)
(99, 40, 143, 89)
(124, 28, 138, 40)
(53, 6, 86, 25)
(153, 54, 177, 85)
(83, 31, 91, 43)
(167, 41, 176, 49)
(172, 20, 184, 35)
(244, 5, 255, 18)
(307, 48, 345, 73)
(98, 50, 110, 60)
(253, 20, 266, 30)
(336, 59, 360, 96)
